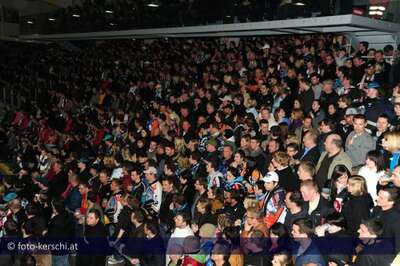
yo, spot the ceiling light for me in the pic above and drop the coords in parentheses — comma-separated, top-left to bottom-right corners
(72, 14, 80, 18)
(369, 10, 383, 16)
(48, 18, 56, 22)
(27, 20, 34, 24)
(377, 6, 386, 11)
(105, 10, 114, 14)
(147, 3, 159, 7)
(369, 5, 378, 10)
(293, 2, 306, 6)
(109, 22, 116, 26)
(225, 15, 231, 18)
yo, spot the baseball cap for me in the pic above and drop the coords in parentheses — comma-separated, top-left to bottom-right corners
(262, 171, 279, 183)
(144, 166, 157, 175)
(78, 157, 89, 164)
(367, 82, 380, 89)
(345, 108, 358, 116)
(3, 192, 17, 203)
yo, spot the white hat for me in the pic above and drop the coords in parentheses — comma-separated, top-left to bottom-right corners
(144, 166, 157, 175)
(262, 171, 279, 183)
(262, 43, 271, 49)
(111, 167, 123, 179)
(345, 108, 358, 116)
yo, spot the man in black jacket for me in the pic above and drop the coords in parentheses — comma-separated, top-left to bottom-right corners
(355, 217, 395, 265)
(159, 176, 178, 232)
(48, 199, 75, 266)
(77, 209, 108, 266)
(300, 180, 333, 227)
(372, 187, 400, 253)
(298, 78, 315, 114)
(47, 160, 68, 199)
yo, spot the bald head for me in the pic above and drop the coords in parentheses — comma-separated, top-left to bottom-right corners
(325, 134, 342, 154)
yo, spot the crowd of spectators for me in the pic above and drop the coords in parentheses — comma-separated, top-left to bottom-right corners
(1, 34, 400, 266)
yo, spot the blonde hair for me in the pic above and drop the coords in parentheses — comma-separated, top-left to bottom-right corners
(273, 151, 290, 167)
(383, 131, 400, 153)
(348, 175, 368, 196)
(286, 133, 300, 146)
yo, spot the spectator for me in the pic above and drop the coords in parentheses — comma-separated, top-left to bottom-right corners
(271, 151, 299, 192)
(261, 171, 285, 228)
(354, 217, 395, 265)
(291, 218, 325, 266)
(300, 180, 332, 227)
(298, 130, 320, 165)
(372, 187, 400, 253)
(358, 150, 386, 201)
(345, 114, 376, 169)
(341, 176, 373, 235)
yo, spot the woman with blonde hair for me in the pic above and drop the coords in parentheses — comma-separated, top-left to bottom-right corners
(382, 131, 400, 171)
(341, 175, 374, 235)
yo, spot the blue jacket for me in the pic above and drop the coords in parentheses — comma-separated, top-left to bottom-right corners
(65, 186, 81, 212)
(294, 240, 326, 266)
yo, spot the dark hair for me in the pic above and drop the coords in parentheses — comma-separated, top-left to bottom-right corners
(206, 159, 219, 171)
(331, 164, 351, 198)
(144, 221, 159, 235)
(88, 209, 101, 220)
(331, 165, 351, 181)
(362, 217, 384, 236)
(310, 72, 320, 80)
(195, 178, 208, 189)
(353, 114, 366, 122)
(4, 219, 19, 236)
(175, 211, 191, 224)
(320, 118, 336, 131)
(25, 204, 39, 216)
(287, 143, 299, 152)
(326, 212, 347, 229)
(87, 191, 98, 203)
(132, 209, 145, 223)
(223, 226, 241, 248)
(51, 198, 66, 214)
(270, 222, 289, 238)
(377, 114, 390, 124)
(288, 191, 304, 207)
(366, 150, 386, 172)
(235, 150, 245, 159)
(293, 218, 314, 237)
(190, 151, 202, 162)
(212, 240, 231, 263)
(254, 180, 266, 194)
(380, 187, 399, 203)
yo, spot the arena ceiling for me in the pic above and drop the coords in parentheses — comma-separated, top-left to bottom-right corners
(20, 15, 400, 41)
